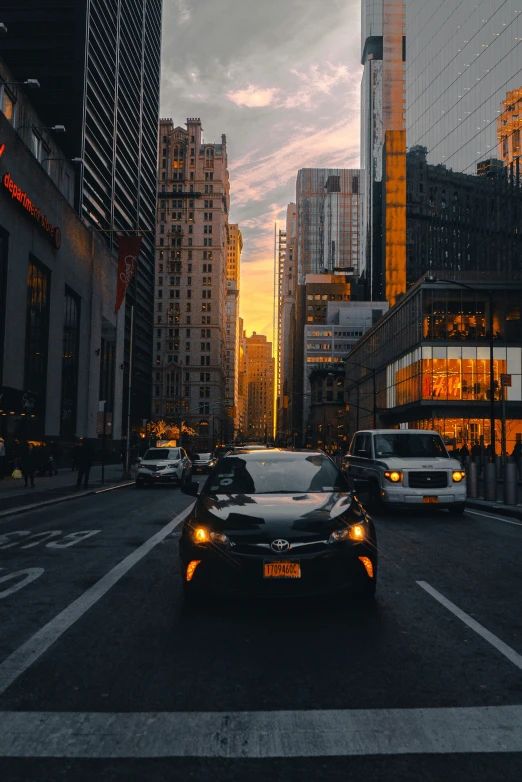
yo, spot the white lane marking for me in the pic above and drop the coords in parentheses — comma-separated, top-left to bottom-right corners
(417, 581, 522, 671)
(0, 503, 194, 696)
(466, 509, 522, 527)
(1, 706, 522, 758)
(0, 569, 45, 600)
(95, 482, 134, 494)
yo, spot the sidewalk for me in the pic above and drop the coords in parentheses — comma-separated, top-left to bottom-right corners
(466, 498, 522, 521)
(0, 464, 134, 517)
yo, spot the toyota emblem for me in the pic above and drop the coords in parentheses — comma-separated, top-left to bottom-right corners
(271, 539, 290, 553)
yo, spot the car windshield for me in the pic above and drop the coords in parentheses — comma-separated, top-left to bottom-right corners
(205, 454, 343, 494)
(374, 434, 448, 459)
(196, 453, 212, 460)
(143, 448, 180, 460)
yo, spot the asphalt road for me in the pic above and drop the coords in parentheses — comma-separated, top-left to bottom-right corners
(0, 484, 522, 781)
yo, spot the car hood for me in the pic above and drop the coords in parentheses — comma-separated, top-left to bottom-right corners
(378, 457, 462, 469)
(190, 492, 366, 542)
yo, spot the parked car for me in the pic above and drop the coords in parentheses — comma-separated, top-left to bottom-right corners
(344, 429, 466, 514)
(135, 446, 192, 488)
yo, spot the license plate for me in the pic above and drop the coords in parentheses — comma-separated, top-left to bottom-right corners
(423, 496, 439, 504)
(263, 561, 301, 579)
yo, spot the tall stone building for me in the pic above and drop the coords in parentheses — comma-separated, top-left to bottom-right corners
(225, 224, 243, 440)
(245, 333, 274, 442)
(154, 118, 230, 449)
(276, 204, 297, 437)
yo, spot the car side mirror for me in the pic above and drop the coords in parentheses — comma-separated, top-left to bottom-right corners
(137, 457, 142, 464)
(182, 481, 199, 497)
(356, 449, 370, 458)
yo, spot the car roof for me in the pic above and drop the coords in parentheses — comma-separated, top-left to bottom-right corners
(222, 449, 327, 460)
(356, 429, 441, 435)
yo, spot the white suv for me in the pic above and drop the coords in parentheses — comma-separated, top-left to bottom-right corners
(344, 429, 466, 514)
(136, 447, 191, 488)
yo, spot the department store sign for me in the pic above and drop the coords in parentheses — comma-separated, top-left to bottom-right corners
(2, 172, 61, 248)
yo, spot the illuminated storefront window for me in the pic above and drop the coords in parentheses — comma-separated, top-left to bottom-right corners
(410, 418, 522, 456)
(387, 347, 522, 408)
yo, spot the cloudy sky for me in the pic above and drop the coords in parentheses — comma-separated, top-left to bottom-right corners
(160, 0, 362, 341)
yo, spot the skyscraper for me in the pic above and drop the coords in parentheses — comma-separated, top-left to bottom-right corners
(1, 0, 163, 426)
(225, 224, 243, 439)
(360, 0, 405, 302)
(244, 333, 275, 442)
(154, 118, 230, 449)
(296, 169, 361, 284)
(405, 1, 522, 175)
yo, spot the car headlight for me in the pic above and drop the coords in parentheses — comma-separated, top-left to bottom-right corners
(210, 531, 231, 546)
(328, 523, 366, 544)
(192, 527, 231, 546)
(384, 470, 403, 483)
(452, 470, 466, 482)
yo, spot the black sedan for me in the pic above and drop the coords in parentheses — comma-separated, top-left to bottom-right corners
(179, 449, 377, 603)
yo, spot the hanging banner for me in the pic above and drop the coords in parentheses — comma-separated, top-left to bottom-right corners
(114, 235, 143, 314)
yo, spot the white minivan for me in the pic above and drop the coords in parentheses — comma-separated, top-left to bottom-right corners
(344, 429, 466, 514)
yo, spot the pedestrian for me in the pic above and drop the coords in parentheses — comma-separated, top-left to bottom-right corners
(460, 443, 470, 461)
(0, 436, 5, 479)
(76, 440, 93, 490)
(511, 441, 522, 461)
(21, 442, 36, 488)
(49, 440, 60, 474)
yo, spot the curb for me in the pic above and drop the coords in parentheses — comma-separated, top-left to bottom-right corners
(0, 481, 134, 520)
(466, 499, 522, 521)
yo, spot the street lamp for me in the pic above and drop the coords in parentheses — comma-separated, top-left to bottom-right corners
(0, 79, 40, 89)
(425, 276, 496, 459)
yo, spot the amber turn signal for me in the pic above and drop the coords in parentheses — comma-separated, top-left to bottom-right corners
(193, 527, 210, 544)
(358, 556, 374, 579)
(186, 560, 201, 582)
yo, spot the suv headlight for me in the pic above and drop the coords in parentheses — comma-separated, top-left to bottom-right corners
(328, 523, 366, 544)
(452, 470, 466, 482)
(384, 470, 403, 483)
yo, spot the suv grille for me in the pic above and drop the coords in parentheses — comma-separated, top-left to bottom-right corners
(408, 471, 447, 489)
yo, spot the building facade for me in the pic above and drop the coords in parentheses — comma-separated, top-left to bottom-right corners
(405, 0, 522, 176)
(344, 278, 522, 454)
(244, 333, 274, 442)
(360, 0, 405, 302)
(154, 118, 230, 451)
(225, 223, 242, 439)
(276, 204, 297, 438)
(0, 64, 123, 448)
(1, 0, 163, 428)
(406, 146, 522, 282)
(296, 169, 361, 283)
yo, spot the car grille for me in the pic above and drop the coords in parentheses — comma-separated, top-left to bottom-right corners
(408, 471, 448, 489)
(141, 465, 166, 472)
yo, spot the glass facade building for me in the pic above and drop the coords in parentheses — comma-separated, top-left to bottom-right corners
(296, 169, 361, 284)
(345, 279, 522, 453)
(405, 1, 522, 174)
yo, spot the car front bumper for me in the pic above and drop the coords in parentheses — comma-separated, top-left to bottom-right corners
(137, 470, 181, 483)
(179, 542, 376, 598)
(381, 487, 466, 507)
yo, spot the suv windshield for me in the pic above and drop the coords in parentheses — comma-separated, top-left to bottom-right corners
(374, 434, 448, 459)
(143, 448, 180, 461)
(195, 453, 212, 460)
(205, 454, 343, 494)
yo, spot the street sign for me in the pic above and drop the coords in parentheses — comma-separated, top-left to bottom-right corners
(501, 374, 512, 387)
